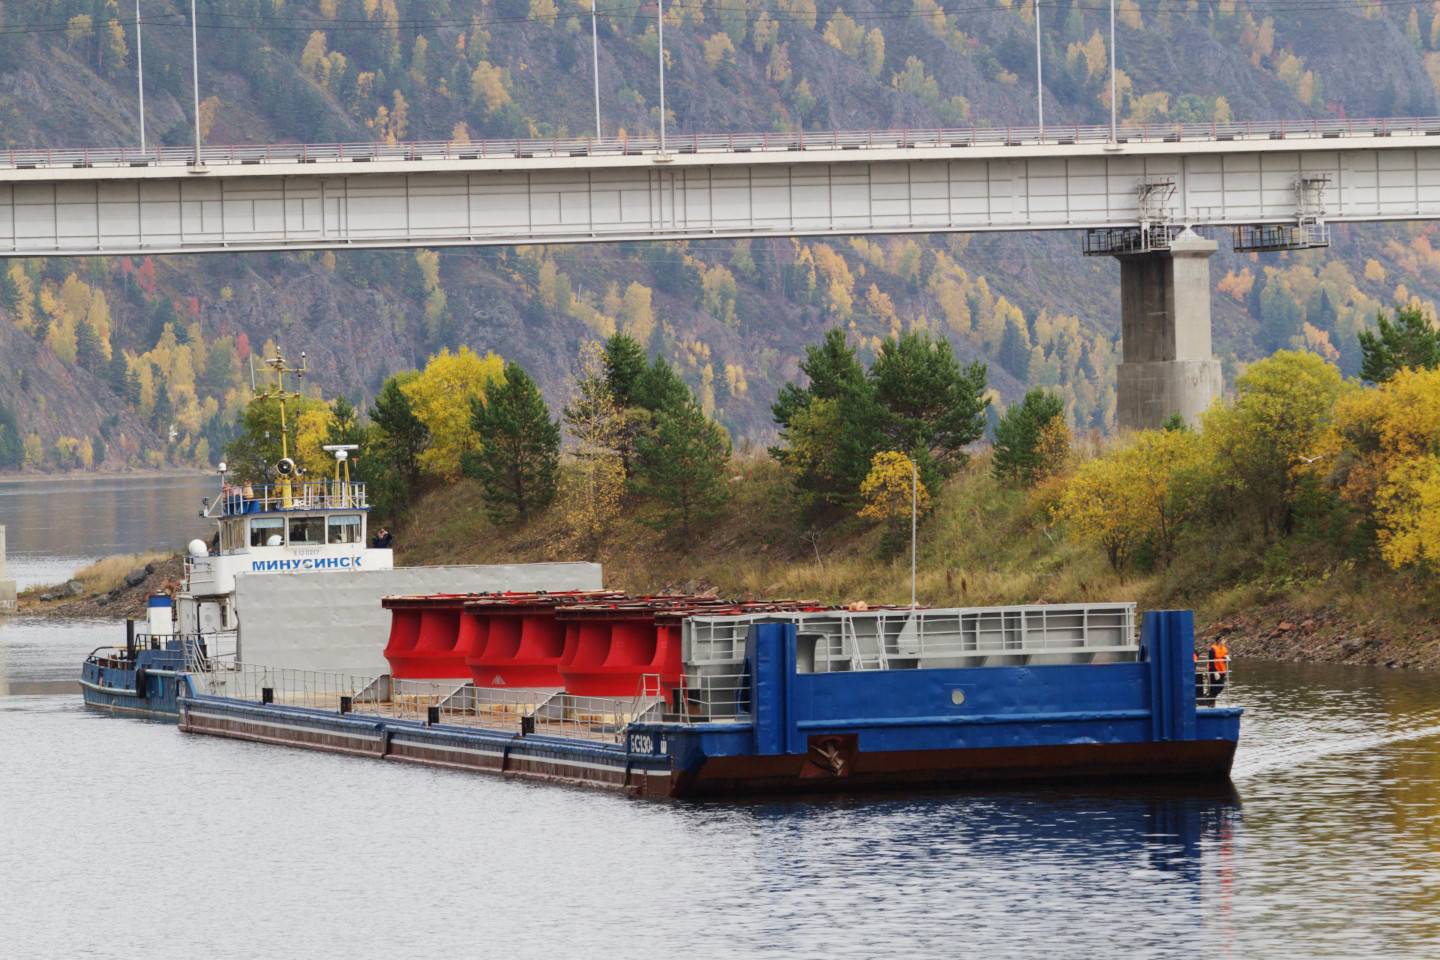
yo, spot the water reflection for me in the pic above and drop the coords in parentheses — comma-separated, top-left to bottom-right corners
(0, 473, 215, 588)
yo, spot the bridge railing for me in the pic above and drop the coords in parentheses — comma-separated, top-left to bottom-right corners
(8, 116, 1440, 172)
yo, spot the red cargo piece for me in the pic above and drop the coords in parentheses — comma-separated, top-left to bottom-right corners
(466, 591, 624, 689)
(381, 595, 470, 679)
(556, 598, 731, 697)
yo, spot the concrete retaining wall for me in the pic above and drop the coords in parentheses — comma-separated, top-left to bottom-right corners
(234, 563, 603, 676)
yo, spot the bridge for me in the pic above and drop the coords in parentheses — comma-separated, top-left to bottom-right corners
(8, 115, 1440, 429)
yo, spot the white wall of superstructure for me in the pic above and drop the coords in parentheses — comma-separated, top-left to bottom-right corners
(233, 562, 603, 677)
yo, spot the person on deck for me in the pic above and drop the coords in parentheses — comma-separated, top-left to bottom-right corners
(1207, 639, 1229, 699)
(372, 528, 393, 549)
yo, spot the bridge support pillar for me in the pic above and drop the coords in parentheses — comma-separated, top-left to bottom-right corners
(1115, 229, 1221, 430)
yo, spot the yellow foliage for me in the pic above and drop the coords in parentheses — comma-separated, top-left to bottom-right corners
(812, 244, 855, 319)
(1216, 268, 1254, 302)
(291, 403, 338, 477)
(859, 451, 930, 522)
(301, 30, 329, 82)
(401, 346, 505, 481)
(823, 12, 864, 57)
(470, 61, 511, 111)
(1365, 258, 1387, 284)
(618, 282, 655, 345)
(198, 96, 221, 140)
(703, 33, 735, 68)
(1067, 30, 1108, 81)
(1327, 366, 1440, 568)
(555, 455, 627, 551)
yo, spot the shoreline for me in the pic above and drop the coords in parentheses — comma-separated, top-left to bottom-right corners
(0, 468, 211, 485)
(13, 551, 1438, 672)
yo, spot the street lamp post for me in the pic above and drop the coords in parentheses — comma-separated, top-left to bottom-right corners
(1035, 0, 1043, 131)
(911, 459, 918, 609)
(592, 0, 601, 138)
(136, 0, 145, 152)
(657, 0, 666, 151)
(191, 0, 202, 164)
(1110, 0, 1117, 141)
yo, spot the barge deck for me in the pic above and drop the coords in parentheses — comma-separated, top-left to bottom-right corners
(177, 610, 1241, 799)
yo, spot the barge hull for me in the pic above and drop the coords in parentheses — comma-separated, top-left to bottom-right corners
(673, 738, 1237, 797)
(178, 696, 675, 796)
(178, 693, 1237, 799)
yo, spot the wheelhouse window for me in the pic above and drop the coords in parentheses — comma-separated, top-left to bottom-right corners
(250, 517, 285, 547)
(288, 516, 325, 546)
(328, 514, 362, 544)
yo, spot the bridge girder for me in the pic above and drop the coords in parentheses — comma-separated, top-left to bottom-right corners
(0, 134, 1433, 256)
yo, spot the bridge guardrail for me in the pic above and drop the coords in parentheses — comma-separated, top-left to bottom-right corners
(8, 117, 1440, 172)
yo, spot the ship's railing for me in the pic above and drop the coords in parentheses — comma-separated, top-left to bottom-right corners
(669, 670, 751, 724)
(8, 116, 1440, 171)
(344, 679, 663, 743)
(684, 603, 1139, 672)
(529, 690, 665, 742)
(189, 661, 371, 710)
(1196, 656, 1232, 705)
(205, 481, 368, 518)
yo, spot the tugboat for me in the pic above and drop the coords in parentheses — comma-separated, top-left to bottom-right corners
(80, 349, 394, 717)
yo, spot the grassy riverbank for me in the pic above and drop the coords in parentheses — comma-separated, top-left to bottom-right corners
(394, 452, 1440, 670)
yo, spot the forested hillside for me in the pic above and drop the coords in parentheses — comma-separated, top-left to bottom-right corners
(5, 0, 1440, 472)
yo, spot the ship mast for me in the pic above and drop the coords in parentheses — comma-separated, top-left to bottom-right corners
(259, 349, 307, 508)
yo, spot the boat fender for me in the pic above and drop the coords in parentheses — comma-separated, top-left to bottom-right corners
(134, 666, 149, 699)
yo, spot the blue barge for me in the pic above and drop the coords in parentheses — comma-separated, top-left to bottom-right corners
(176, 610, 1239, 798)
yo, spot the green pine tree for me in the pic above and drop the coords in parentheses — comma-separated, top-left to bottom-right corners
(0, 399, 22, 468)
(603, 333, 649, 407)
(1358, 304, 1440, 383)
(368, 373, 430, 489)
(992, 388, 1065, 486)
(104, 350, 130, 400)
(770, 327, 866, 435)
(632, 392, 733, 541)
(869, 330, 990, 485)
(464, 361, 560, 523)
(75, 321, 101, 373)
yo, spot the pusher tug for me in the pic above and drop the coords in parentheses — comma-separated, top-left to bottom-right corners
(80, 349, 1239, 797)
(80, 350, 394, 717)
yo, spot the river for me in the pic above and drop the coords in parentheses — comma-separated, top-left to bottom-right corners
(1, 477, 1438, 959)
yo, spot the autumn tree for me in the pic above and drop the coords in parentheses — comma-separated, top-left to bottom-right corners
(464, 361, 559, 523)
(1200, 350, 1345, 539)
(400, 346, 504, 481)
(1057, 454, 1147, 573)
(223, 393, 330, 483)
(1358, 304, 1440, 383)
(992, 388, 1067, 486)
(858, 450, 931, 551)
(1325, 366, 1440, 568)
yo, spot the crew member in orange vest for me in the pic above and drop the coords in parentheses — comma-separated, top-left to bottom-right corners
(1208, 639, 1229, 697)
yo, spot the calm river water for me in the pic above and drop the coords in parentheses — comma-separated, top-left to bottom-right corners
(2, 478, 1439, 959)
